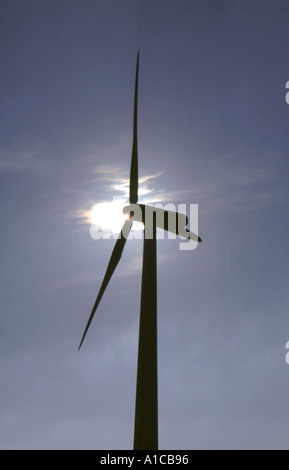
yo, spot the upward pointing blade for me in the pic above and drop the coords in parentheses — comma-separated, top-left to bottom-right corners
(78, 219, 132, 350)
(129, 51, 139, 204)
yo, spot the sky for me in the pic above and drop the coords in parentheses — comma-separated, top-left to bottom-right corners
(1, 0, 289, 450)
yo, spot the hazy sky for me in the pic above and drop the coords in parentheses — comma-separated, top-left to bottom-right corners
(1, 0, 289, 450)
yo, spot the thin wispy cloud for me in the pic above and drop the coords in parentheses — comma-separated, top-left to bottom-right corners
(78, 164, 165, 205)
(93, 164, 164, 194)
(0, 145, 55, 176)
(93, 163, 124, 177)
(139, 172, 164, 184)
(184, 154, 286, 216)
(152, 188, 199, 204)
(67, 209, 92, 225)
(111, 172, 163, 199)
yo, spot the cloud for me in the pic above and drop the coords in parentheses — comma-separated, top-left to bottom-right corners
(0, 145, 55, 176)
(152, 188, 198, 204)
(183, 155, 284, 216)
(93, 163, 124, 177)
(96, 167, 164, 198)
(67, 209, 92, 225)
(139, 172, 164, 184)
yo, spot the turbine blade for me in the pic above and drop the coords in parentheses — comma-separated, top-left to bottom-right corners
(129, 51, 139, 204)
(78, 219, 132, 350)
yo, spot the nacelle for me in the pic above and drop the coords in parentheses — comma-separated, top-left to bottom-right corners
(123, 204, 201, 242)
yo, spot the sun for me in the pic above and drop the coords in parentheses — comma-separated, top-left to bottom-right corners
(90, 199, 128, 234)
(89, 198, 144, 236)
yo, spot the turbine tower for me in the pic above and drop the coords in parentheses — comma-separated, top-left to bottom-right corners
(79, 52, 202, 450)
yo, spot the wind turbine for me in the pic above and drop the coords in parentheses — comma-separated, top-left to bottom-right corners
(79, 51, 202, 450)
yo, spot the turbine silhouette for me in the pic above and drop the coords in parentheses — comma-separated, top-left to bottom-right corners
(79, 51, 202, 450)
